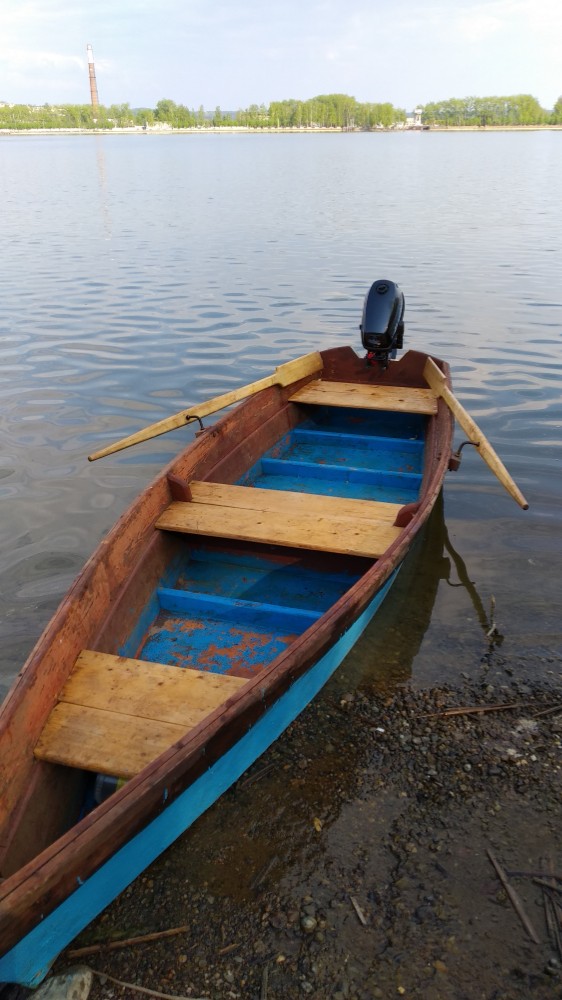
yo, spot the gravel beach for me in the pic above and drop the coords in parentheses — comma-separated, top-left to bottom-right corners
(45, 655, 561, 1000)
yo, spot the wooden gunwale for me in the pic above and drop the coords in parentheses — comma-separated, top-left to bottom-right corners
(0, 351, 453, 954)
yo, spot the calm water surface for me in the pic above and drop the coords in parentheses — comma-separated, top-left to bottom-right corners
(0, 131, 561, 697)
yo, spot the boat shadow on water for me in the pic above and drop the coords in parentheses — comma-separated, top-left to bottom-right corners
(337, 491, 503, 694)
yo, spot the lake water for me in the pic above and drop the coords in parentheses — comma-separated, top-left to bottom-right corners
(0, 131, 561, 698)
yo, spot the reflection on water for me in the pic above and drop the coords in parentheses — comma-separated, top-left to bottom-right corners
(442, 521, 504, 649)
(336, 496, 452, 692)
(334, 493, 506, 695)
(0, 131, 561, 695)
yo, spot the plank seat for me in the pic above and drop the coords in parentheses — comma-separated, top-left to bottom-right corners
(34, 650, 247, 779)
(187, 481, 402, 522)
(289, 379, 438, 415)
(156, 482, 403, 559)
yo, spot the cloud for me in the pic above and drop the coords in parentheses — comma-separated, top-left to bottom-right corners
(2, 49, 84, 72)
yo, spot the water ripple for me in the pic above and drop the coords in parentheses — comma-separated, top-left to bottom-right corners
(1, 131, 561, 690)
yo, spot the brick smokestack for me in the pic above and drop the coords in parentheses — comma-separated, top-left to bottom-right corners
(87, 44, 99, 110)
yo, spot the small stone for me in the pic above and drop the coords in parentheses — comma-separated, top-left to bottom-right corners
(33, 967, 93, 1000)
(394, 877, 412, 890)
(545, 957, 560, 977)
(301, 915, 318, 934)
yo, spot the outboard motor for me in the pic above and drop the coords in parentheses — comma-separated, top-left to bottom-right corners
(360, 279, 405, 370)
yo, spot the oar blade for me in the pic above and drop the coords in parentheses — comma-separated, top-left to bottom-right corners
(88, 410, 194, 462)
(424, 358, 529, 510)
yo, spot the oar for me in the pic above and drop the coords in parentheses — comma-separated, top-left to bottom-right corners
(424, 357, 529, 510)
(88, 352, 323, 462)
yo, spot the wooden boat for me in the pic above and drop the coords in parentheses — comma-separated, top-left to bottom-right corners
(0, 282, 527, 986)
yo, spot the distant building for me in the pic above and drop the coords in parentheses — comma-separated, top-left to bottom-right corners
(404, 108, 424, 128)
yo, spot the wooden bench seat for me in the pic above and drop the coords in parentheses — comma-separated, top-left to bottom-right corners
(289, 379, 438, 415)
(156, 483, 403, 559)
(34, 650, 247, 778)
(188, 481, 402, 523)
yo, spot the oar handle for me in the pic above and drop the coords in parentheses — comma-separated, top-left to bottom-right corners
(424, 358, 529, 510)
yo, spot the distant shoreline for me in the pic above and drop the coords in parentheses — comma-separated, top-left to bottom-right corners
(1, 124, 561, 136)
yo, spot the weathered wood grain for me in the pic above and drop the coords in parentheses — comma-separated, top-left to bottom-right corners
(34, 651, 247, 777)
(156, 499, 402, 558)
(289, 379, 438, 414)
(188, 481, 402, 523)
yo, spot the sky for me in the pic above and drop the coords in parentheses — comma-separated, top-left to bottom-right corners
(1, 0, 560, 112)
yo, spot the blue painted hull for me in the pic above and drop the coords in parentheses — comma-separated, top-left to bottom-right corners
(0, 572, 396, 986)
(0, 346, 453, 987)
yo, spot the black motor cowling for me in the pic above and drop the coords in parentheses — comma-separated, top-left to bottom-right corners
(360, 279, 405, 368)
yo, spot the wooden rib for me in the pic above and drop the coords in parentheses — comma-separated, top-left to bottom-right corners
(188, 481, 402, 524)
(156, 500, 401, 558)
(289, 380, 438, 415)
(34, 702, 186, 779)
(34, 651, 248, 777)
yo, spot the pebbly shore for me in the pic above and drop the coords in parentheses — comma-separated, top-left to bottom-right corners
(44, 657, 562, 1000)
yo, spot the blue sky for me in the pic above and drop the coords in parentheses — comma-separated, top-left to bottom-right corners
(2, 0, 560, 111)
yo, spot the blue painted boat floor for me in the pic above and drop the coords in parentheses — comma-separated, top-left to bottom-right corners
(140, 608, 299, 679)
(237, 408, 424, 505)
(131, 404, 426, 678)
(286, 432, 423, 474)
(300, 406, 425, 440)
(133, 546, 360, 675)
(250, 473, 419, 504)
(176, 548, 359, 611)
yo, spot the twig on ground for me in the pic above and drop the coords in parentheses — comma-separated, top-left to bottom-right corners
(424, 701, 534, 718)
(218, 942, 240, 956)
(534, 878, 562, 895)
(506, 869, 562, 881)
(546, 896, 562, 959)
(239, 763, 276, 788)
(260, 964, 269, 1000)
(88, 967, 208, 1000)
(350, 896, 368, 926)
(531, 704, 562, 719)
(486, 596, 497, 639)
(250, 855, 279, 891)
(486, 849, 540, 944)
(67, 926, 191, 959)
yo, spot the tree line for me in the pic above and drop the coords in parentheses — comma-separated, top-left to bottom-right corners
(0, 95, 406, 130)
(1, 93, 561, 130)
(422, 94, 562, 126)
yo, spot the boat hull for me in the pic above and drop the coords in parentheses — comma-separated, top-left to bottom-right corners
(0, 347, 453, 984)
